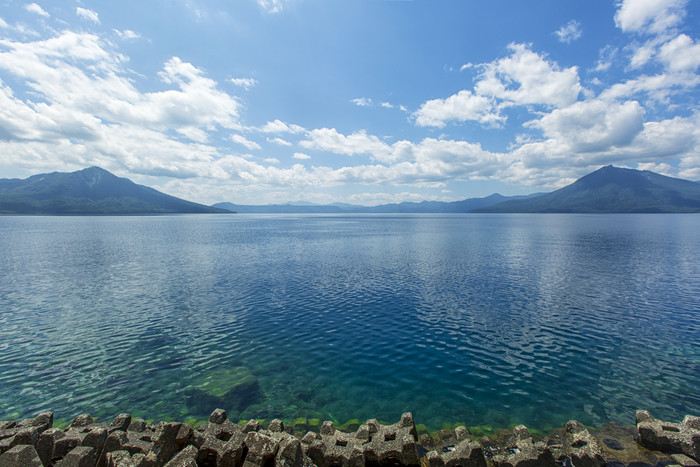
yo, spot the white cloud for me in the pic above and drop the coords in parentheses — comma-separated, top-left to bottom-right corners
(76, 7, 100, 24)
(231, 77, 257, 90)
(0, 18, 9, 29)
(24, 3, 49, 17)
(380, 102, 393, 109)
(0, 30, 245, 182)
(257, 0, 288, 14)
(414, 90, 502, 128)
(293, 152, 311, 160)
(113, 29, 140, 40)
(351, 97, 372, 107)
(658, 34, 700, 71)
(232, 134, 261, 150)
(300, 128, 392, 161)
(629, 43, 655, 68)
(636, 162, 674, 175)
(264, 157, 280, 164)
(614, 0, 688, 34)
(594, 46, 618, 72)
(257, 119, 306, 134)
(267, 137, 292, 146)
(476, 43, 582, 108)
(555, 20, 583, 43)
(414, 44, 582, 129)
(601, 72, 700, 103)
(526, 99, 645, 154)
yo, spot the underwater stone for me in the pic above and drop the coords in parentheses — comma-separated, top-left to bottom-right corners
(0, 444, 43, 467)
(193, 367, 263, 413)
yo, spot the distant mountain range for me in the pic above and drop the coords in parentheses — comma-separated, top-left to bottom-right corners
(212, 193, 538, 214)
(0, 167, 228, 214)
(215, 166, 700, 214)
(2, 165, 699, 215)
(476, 165, 700, 213)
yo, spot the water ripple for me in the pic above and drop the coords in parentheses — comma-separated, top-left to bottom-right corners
(0, 214, 698, 430)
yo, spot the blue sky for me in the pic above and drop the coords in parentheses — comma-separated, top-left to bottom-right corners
(0, 0, 698, 205)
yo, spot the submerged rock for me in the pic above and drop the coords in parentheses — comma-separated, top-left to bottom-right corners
(187, 366, 263, 414)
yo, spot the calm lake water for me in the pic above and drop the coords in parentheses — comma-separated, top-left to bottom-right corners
(0, 214, 698, 432)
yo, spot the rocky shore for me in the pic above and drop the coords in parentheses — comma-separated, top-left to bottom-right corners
(0, 409, 698, 467)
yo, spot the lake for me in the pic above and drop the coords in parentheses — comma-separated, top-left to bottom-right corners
(0, 214, 698, 432)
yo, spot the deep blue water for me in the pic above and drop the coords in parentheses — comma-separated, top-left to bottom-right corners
(0, 214, 698, 432)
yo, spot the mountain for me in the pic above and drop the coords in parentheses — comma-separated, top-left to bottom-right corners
(476, 165, 700, 213)
(212, 193, 535, 214)
(0, 167, 230, 214)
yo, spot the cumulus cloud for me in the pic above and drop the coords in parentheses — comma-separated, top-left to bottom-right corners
(76, 7, 100, 24)
(24, 3, 48, 17)
(267, 137, 292, 146)
(256, 119, 306, 134)
(351, 97, 373, 107)
(555, 20, 583, 43)
(257, 0, 288, 14)
(614, 0, 688, 34)
(113, 29, 141, 40)
(526, 99, 645, 154)
(231, 77, 257, 90)
(658, 34, 700, 71)
(300, 128, 393, 161)
(232, 134, 261, 150)
(414, 90, 502, 128)
(414, 44, 582, 128)
(0, 30, 243, 180)
(476, 43, 582, 108)
(293, 152, 311, 160)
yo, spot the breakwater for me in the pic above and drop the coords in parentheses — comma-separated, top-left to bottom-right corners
(0, 409, 698, 466)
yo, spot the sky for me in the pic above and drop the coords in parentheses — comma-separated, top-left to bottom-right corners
(0, 0, 699, 206)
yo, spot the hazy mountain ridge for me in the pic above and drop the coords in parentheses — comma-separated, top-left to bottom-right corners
(213, 193, 538, 214)
(0, 167, 229, 214)
(477, 165, 700, 213)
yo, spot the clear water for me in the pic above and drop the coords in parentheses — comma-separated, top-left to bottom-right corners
(0, 214, 698, 432)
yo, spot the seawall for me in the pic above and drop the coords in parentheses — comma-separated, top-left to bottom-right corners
(0, 409, 698, 466)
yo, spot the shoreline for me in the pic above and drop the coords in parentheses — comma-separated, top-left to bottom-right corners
(1, 409, 698, 466)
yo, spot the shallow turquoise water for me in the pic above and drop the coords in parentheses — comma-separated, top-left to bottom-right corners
(0, 214, 698, 431)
